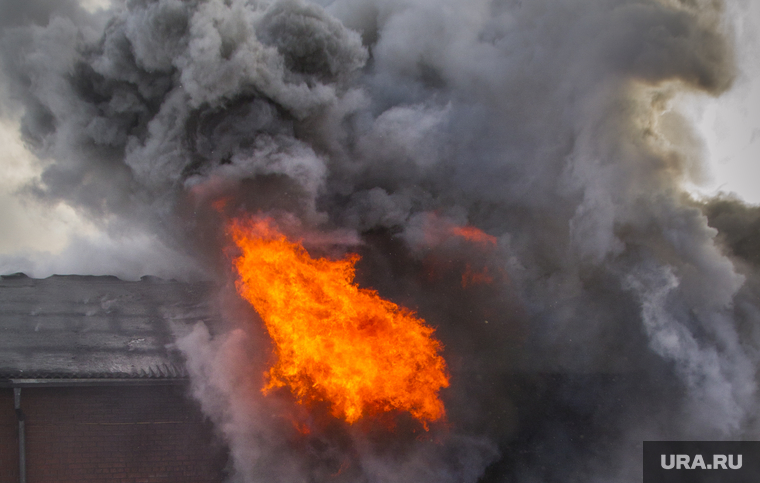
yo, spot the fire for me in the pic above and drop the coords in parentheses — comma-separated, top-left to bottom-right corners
(449, 225, 497, 246)
(415, 212, 498, 248)
(230, 217, 449, 426)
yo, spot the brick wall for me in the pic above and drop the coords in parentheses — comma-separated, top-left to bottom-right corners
(0, 389, 19, 483)
(2, 384, 226, 483)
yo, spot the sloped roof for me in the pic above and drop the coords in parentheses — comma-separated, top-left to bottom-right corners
(0, 273, 217, 382)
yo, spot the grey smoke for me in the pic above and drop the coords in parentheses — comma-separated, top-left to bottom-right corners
(2, 0, 759, 481)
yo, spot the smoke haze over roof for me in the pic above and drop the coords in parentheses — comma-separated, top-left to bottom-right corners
(1, 0, 759, 481)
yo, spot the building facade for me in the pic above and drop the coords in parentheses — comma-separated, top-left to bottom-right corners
(0, 274, 228, 483)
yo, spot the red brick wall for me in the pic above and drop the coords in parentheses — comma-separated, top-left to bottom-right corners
(3, 384, 226, 483)
(0, 389, 19, 483)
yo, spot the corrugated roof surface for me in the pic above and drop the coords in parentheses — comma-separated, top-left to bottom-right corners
(0, 273, 217, 380)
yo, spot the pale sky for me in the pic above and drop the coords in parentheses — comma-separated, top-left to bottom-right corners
(0, 116, 96, 255)
(680, 0, 760, 204)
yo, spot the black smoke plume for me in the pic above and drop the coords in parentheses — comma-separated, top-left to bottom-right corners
(2, 0, 758, 481)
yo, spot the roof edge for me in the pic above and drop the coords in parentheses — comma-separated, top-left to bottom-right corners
(1, 378, 189, 388)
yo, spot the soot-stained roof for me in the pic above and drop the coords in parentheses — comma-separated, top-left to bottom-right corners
(0, 273, 217, 381)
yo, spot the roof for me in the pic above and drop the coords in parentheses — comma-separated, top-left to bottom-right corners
(0, 273, 217, 383)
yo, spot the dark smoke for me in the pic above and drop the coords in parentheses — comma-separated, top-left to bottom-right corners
(2, 0, 759, 481)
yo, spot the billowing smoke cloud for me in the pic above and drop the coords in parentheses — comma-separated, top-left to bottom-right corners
(2, 0, 759, 481)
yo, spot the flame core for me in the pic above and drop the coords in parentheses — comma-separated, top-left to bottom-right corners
(230, 217, 449, 425)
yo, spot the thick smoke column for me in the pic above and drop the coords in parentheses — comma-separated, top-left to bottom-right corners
(2, 0, 759, 481)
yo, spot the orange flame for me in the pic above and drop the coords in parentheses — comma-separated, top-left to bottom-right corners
(448, 225, 497, 246)
(230, 217, 449, 426)
(416, 213, 497, 248)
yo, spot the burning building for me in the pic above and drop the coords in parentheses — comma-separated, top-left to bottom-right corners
(1, 0, 760, 482)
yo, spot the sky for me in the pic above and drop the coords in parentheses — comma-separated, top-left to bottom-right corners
(0, 0, 120, 277)
(680, 0, 760, 203)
